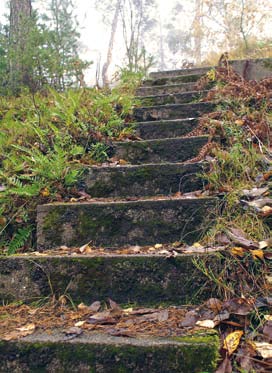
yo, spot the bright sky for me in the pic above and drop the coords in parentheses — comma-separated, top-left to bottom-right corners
(0, 0, 176, 83)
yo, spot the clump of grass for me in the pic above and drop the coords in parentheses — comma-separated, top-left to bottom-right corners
(0, 71, 142, 254)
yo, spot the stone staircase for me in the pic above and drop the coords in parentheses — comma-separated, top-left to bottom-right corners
(1, 59, 271, 372)
(1, 66, 220, 373)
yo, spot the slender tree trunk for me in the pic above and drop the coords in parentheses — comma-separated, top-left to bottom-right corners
(102, 0, 121, 86)
(192, 0, 203, 66)
(9, 0, 32, 91)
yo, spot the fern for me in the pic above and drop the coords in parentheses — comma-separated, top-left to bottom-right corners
(8, 227, 32, 255)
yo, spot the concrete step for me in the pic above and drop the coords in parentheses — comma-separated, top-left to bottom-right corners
(138, 90, 208, 106)
(112, 136, 210, 164)
(81, 162, 206, 198)
(0, 253, 222, 305)
(134, 118, 198, 139)
(133, 102, 215, 122)
(0, 331, 219, 373)
(37, 197, 217, 250)
(143, 73, 202, 87)
(150, 66, 211, 79)
(136, 82, 200, 96)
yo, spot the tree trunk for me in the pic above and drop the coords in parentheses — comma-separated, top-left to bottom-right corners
(9, 0, 32, 91)
(192, 0, 203, 66)
(102, 0, 121, 87)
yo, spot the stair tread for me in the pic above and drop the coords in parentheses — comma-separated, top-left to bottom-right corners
(0, 330, 219, 373)
(0, 253, 222, 305)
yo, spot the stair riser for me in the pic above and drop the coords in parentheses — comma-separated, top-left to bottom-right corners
(82, 163, 206, 198)
(135, 118, 198, 139)
(150, 66, 211, 79)
(143, 73, 202, 87)
(139, 91, 208, 106)
(133, 102, 215, 122)
(113, 136, 209, 164)
(0, 255, 222, 306)
(37, 198, 217, 250)
(136, 82, 199, 96)
(0, 335, 219, 373)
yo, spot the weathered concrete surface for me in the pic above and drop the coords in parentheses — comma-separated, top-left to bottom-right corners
(150, 66, 211, 78)
(82, 162, 206, 198)
(134, 118, 198, 140)
(0, 254, 222, 305)
(149, 58, 272, 81)
(138, 90, 208, 106)
(143, 73, 202, 87)
(113, 136, 210, 164)
(37, 197, 218, 250)
(0, 331, 219, 373)
(133, 102, 215, 122)
(136, 82, 199, 96)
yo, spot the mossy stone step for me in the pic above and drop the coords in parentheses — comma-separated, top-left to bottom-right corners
(133, 102, 215, 122)
(138, 90, 208, 106)
(37, 197, 217, 250)
(136, 82, 200, 96)
(81, 162, 206, 198)
(143, 73, 203, 87)
(149, 66, 211, 79)
(112, 136, 210, 164)
(0, 331, 219, 373)
(134, 118, 198, 139)
(0, 254, 222, 305)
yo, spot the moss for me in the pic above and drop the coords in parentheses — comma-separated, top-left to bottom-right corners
(0, 334, 220, 372)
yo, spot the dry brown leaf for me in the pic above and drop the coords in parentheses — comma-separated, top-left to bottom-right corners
(223, 330, 243, 355)
(254, 342, 272, 359)
(196, 319, 216, 328)
(3, 323, 36, 341)
(215, 356, 232, 373)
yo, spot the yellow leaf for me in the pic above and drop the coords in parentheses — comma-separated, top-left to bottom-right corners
(193, 242, 203, 248)
(235, 119, 245, 126)
(223, 330, 243, 355)
(231, 247, 245, 257)
(264, 315, 272, 321)
(251, 249, 264, 260)
(40, 187, 50, 197)
(155, 244, 163, 249)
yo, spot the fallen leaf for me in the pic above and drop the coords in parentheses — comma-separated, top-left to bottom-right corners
(215, 356, 232, 373)
(196, 319, 216, 328)
(206, 298, 223, 312)
(75, 321, 86, 327)
(250, 249, 264, 260)
(223, 330, 243, 355)
(109, 299, 122, 311)
(79, 244, 93, 253)
(231, 247, 245, 257)
(154, 243, 163, 249)
(260, 206, 272, 217)
(223, 298, 253, 316)
(3, 323, 36, 341)
(89, 301, 101, 312)
(40, 187, 50, 197)
(263, 321, 272, 341)
(227, 229, 259, 250)
(180, 310, 198, 327)
(63, 326, 83, 336)
(254, 342, 272, 359)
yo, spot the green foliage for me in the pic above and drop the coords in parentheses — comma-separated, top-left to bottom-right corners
(0, 0, 90, 94)
(0, 71, 141, 254)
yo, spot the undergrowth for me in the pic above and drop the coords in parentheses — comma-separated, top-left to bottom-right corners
(192, 60, 272, 302)
(0, 70, 143, 254)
